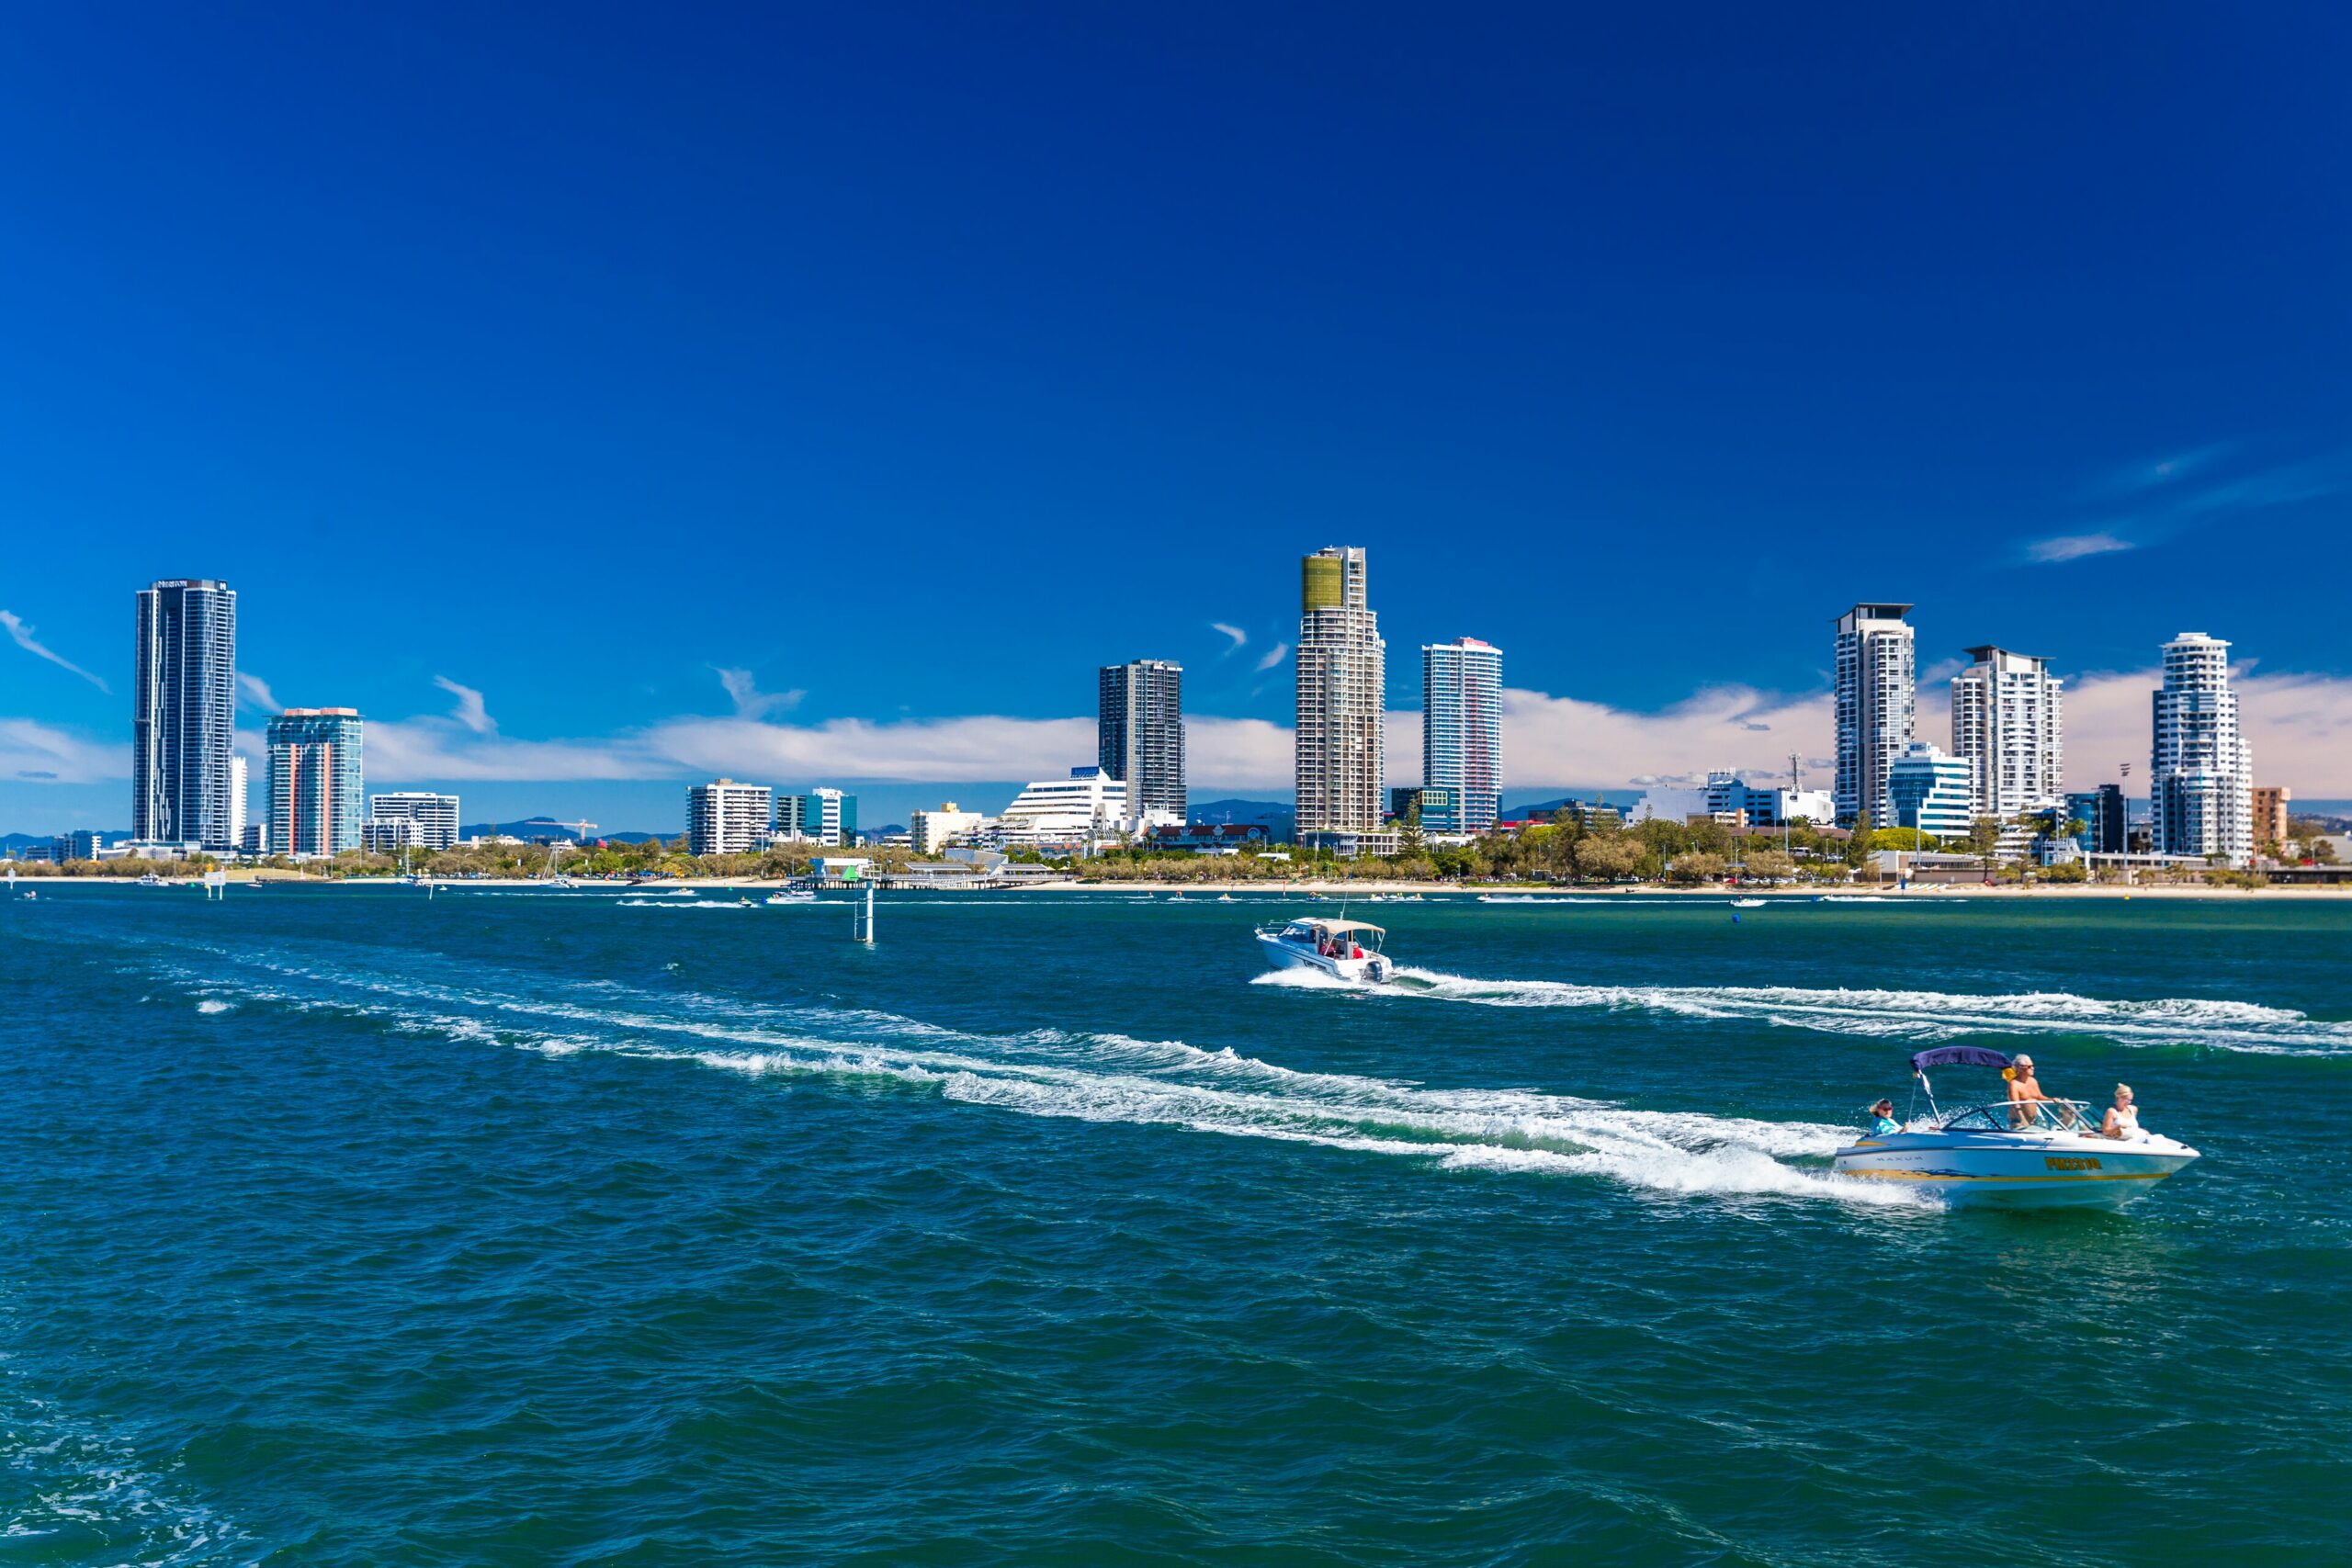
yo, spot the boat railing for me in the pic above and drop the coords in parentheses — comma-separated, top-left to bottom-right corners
(1932, 1099, 2097, 1134)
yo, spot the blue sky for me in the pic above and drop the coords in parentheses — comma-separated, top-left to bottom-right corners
(5, 3, 2348, 832)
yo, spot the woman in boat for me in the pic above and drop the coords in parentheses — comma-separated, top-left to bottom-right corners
(1866, 1099, 1901, 1136)
(2101, 1084, 2142, 1140)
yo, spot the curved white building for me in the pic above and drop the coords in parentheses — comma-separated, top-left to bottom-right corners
(2152, 633, 2254, 867)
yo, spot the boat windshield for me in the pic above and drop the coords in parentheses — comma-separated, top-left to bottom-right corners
(1936, 1099, 2094, 1134)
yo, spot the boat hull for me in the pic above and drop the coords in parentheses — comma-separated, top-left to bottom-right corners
(1835, 1130, 2199, 1209)
(1256, 932, 1392, 985)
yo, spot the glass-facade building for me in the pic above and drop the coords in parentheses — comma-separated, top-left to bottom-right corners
(1420, 638, 1501, 834)
(266, 708, 366, 856)
(1098, 660, 1186, 826)
(132, 579, 239, 851)
(2065, 786, 2126, 854)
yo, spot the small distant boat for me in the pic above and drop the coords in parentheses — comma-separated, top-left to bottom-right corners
(1835, 1046, 2199, 1209)
(763, 891, 815, 906)
(136, 872, 167, 887)
(1732, 897, 1767, 908)
(1216, 894, 1235, 903)
(1255, 917, 1394, 985)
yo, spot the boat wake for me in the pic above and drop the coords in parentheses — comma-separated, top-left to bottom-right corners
(151, 949, 1926, 1211)
(1363, 968, 2352, 1055)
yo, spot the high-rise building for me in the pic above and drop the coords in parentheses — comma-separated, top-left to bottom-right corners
(1421, 637, 1502, 835)
(229, 755, 249, 852)
(1885, 741, 1973, 841)
(2151, 632, 2254, 866)
(1295, 547, 1386, 846)
(1097, 660, 1186, 827)
(1951, 646, 2064, 822)
(1834, 603, 1917, 829)
(2252, 785, 2290, 852)
(132, 579, 238, 851)
(688, 779, 774, 856)
(266, 708, 366, 856)
(368, 791, 460, 850)
(776, 787, 856, 847)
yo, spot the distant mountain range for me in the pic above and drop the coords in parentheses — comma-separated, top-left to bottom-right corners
(461, 818, 667, 844)
(1187, 798, 1295, 831)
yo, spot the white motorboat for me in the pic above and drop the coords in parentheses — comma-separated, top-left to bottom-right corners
(1255, 917, 1394, 984)
(1834, 1046, 2199, 1209)
(763, 891, 815, 906)
(1732, 897, 1767, 908)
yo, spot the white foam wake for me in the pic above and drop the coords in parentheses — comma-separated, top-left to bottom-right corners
(159, 953, 1922, 1211)
(1358, 968, 2352, 1055)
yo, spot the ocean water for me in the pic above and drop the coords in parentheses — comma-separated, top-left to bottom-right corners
(3, 885, 2348, 1566)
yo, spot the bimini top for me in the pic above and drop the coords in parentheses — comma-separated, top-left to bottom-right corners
(1294, 918, 1386, 939)
(1911, 1045, 2013, 1073)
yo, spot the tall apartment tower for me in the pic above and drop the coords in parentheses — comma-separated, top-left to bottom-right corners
(1294, 547, 1385, 839)
(1951, 646, 2064, 822)
(266, 708, 366, 856)
(687, 778, 775, 856)
(229, 756, 249, 852)
(1098, 660, 1186, 827)
(2152, 632, 2254, 867)
(132, 579, 238, 850)
(1421, 637, 1502, 835)
(1833, 603, 1917, 829)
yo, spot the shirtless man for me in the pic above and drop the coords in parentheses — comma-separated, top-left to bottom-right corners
(2007, 1055, 2077, 1130)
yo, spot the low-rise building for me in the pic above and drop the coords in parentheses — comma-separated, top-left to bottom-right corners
(2252, 785, 2291, 850)
(1144, 823, 1272, 854)
(368, 791, 460, 850)
(993, 767, 1126, 851)
(1885, 742, 1973, 841)
(910, 802, 990, 854)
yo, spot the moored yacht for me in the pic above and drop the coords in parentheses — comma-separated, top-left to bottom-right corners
(1255, 918, 1394, 984)
(1834, 1046, 2199, 1208)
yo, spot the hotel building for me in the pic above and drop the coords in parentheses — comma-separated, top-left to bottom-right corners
(688, 779, 775, 856)
(776, 786, 855, 847)
(2151, 632, 2255, 867)
(1295, 547, 1389, 852)
(368, 791, 461, 850)
(993, 767, 1126, 850)
(1834, 603, 1917, 829)
(2252, 785, 2290, 852)
(266, 708, 366, 856)
(1421, 637, 1502, 835)
(1098, 660, 1186, 829)
(1951, 646, 2064, 821)
(132, 579, 240, 851)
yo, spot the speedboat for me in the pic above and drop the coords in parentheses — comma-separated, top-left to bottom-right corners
(763, 891, 815, 906)
(1834, 1046, 2199, 1209)
(1732, 897, 1766, 908)
(1255, 918, 1394, 984)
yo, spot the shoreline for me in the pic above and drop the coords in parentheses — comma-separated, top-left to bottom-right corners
(52, 872, 2346, 899)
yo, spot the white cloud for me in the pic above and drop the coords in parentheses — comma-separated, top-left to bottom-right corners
(1495, 684, 1833, 791)
(2059, 665, 2352, 793)
(0, 611, 108, 693)
(1253, 641, 1290, 672)
(237, 672, 280, 711)
(433, 676, 497, 735)
(2026, 532, 2135, 563)
(0, 719, 126, 784)
(713, 667, 804, 719)
(1210, 622, 1248, 653)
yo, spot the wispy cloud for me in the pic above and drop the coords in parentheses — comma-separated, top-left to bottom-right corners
(433, 676, 497, 735)
(2027, 448, 2349, 566)
(1252, 641, 1290, 672)
(1210, 622, 1249, 654)
(237, 672, 280, 712)
(713, 667, 804, 720)
(0, 611, 107, 693)
(2026, 532, 2135, 563)
(0, 718, 128, 784)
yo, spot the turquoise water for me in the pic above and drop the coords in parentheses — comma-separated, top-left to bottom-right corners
(3, 886, 2348, 1565)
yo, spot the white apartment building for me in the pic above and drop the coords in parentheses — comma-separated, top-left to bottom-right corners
(687, 778, 774, 857)
(1422, 637, 1502, 835)
(229, 756, 248, 852)
(1295, 547, 1385, 846)
(1951, 646, 2064, 821)
(2152, 632, 2255, 867)
(1834, 603, 1916, 829)
(368, 790, 460, 850)
(1885, 741, 1974, 841)
(910, 802, 990, 854)
(992, 767, 1126, 850)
